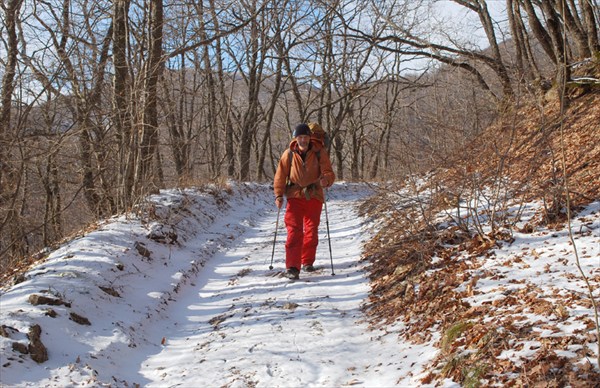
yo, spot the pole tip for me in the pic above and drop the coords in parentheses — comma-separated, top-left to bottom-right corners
(269, 265, 273, 270)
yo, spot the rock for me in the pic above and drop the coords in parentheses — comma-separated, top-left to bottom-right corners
(12, 274, 26, 285)
(0, 325, 18, 338)
(28, 294, 71, 308)
(12, 342, 29, 354)
(27, 325, 48, 363)
(282, 302, 299, 310)
(69, 312, 91, 326)
(99, 286, 121, 297)
(148, 226, 178, 244)
(134, 241, 151, 258)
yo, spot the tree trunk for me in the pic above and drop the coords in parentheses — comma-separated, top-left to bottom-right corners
(197, 0, 220, 178)
(113, 0, 135, 211)
(521, 0, 559, 64)
(558, 0, 591, 58)
(0, 0, 22, 197)
(238, 0, 266, 181)
(257, 1, 288, 181)
(136, 0, 164, 194)
(580, 0, 599, 54)
(0, 0, 24, 261)
(257, 57, 283, 181)
(466, 0, 514, 99)
(540, 1, 570, 83)
(205, 0, 235, 178)
(41, 149, 62, 246)
(162, 67, 187, 181)
(507, 0, 541, 84)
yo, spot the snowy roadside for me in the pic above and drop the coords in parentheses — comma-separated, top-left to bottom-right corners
(0, 182, 440, 387)
(362, 178, 600, 385)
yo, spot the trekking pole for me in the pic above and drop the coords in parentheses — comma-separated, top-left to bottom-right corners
(323, 189, 335, 276)
(269, 206, 282, 270)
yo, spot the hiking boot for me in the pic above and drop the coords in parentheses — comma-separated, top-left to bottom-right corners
(302, 264, 316, 272)
(284, 267, 300, 280)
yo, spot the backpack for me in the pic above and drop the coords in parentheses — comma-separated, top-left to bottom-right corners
(308, 122, 330, 149)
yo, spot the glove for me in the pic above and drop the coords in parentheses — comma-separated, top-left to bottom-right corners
(275, 196, 284, 209)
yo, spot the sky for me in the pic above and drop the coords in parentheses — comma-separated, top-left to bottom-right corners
(0, 182, 598, 387)
(428, 0, 509, 50)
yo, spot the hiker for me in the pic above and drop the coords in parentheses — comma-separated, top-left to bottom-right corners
(273, 123, 335, 280)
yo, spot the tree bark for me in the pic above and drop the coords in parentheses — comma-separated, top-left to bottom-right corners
(0, 0, 25, 261)
(453, 1, 514, 99)
(520, 0, 559, 64)
(113, 0, 135, 210)
(557, 0, 591, 58)
(0, 0, 22, 197)
(580, 0, 600, 54)
(237, 0, 267, 181)
(136, 0, 164, 194)
(539, 1, 570, 82)
(507, 0, 542, 84)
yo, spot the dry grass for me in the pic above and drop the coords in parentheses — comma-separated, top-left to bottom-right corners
(360, 83, 600, 386)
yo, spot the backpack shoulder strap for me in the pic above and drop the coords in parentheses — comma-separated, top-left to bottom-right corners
(286, 149, 293, 184)
(287, 148, 321, 184)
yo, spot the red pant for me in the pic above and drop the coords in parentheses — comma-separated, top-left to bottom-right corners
(284, 198, 323, 270)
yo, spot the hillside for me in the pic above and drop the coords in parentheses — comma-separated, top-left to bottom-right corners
(360, 84, 600, 386)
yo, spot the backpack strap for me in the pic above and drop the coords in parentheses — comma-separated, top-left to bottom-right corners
(287, 148, 321, 186)
(286, 149, 293, 186)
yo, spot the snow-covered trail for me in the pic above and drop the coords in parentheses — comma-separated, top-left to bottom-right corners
(138, 186, 403, 387)
(0, 183, 436, 388)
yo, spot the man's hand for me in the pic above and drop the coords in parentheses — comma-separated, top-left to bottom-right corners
(319, 176, 329, 188)
(275, 196, 284, 209)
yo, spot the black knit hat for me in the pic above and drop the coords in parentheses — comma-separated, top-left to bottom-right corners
(293, 123, 311, 137)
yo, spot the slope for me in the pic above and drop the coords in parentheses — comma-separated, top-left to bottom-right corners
(360, 86, 600, 386)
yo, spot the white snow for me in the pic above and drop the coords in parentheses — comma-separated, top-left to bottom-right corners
(1, 181, 599, 387)
(0, 183, 441, 387)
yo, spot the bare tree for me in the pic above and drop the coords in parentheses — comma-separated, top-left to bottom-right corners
(506, 0, 542, 86)
(0, 0, 22, 201)
(0, 2, 22, 185)
(369, 54, 410, 179)
(135, 0, 164, 194)
(518, 0, 599, 89)
(580, 0, 600, 53)
(0, 0, 25, 263)
(223, 0, 273, 181)
(255, 0, 291, 181)
(29, 0, 117, 216)
(113, 0, 136, 211)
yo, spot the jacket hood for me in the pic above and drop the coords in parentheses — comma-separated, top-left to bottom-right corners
(289, 138, 324, 153)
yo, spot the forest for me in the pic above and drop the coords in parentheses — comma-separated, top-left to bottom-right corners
(1, 0, 599, 277)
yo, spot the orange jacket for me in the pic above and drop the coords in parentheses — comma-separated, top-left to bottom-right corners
(273, 139, 335, 203)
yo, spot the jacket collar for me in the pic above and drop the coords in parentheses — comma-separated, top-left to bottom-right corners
(289, 139, 322, 153)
